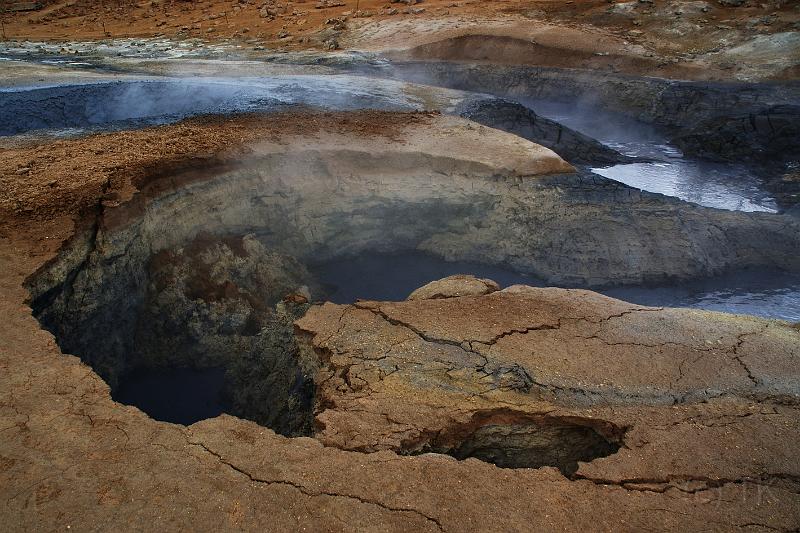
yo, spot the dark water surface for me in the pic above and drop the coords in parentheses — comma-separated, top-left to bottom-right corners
(313, 252, 800, 322)
(313, 252, 542, 304)
(113, 366, 226, 425)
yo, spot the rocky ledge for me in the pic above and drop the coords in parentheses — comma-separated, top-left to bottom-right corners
(295, 276, 800, 527)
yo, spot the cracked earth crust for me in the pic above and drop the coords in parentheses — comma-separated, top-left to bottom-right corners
(1, 113, 799, 531)
(295, 286, 800, 530)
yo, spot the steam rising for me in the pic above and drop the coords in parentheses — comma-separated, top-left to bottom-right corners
(0, 75, 451, 136)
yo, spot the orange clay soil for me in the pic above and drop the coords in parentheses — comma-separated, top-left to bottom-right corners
(2, 0, 798, 59)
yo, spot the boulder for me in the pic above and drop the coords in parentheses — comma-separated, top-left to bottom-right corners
(407, 274, 501, 300)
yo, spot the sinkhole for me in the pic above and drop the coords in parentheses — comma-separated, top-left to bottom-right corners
(22, 141, 800, 441)
(403, 415, 622, 476)
(29, 231, 320, 436)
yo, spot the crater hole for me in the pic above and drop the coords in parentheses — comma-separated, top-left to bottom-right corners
(407, 415, 622, 475)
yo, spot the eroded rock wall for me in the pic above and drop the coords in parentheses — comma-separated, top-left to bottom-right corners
(27, 227, 318, 434)
(456, 99, 630, 166)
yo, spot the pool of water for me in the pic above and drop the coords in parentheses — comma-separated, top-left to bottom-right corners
(520, 99, 779, 213)
(313, 252, 800, 322)
(313, 252, 542, 304)
(604, 271, 800, 321)
(113, 366, 226, 425)
(591, 158, 778, 213)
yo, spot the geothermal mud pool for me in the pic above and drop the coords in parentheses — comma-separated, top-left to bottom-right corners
(2, 39, 800, 531)
(22, 107, 800, 431)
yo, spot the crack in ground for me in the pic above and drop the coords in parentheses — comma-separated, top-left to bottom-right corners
(353, 303, 558, 357)
(575, 473, 800, 495)
(346, 304, 779, 406)
(189, 440, 445, 532)
(356, 303, 668, 355)
(730, 327, 768, 387)
(571, 335, 724, 352)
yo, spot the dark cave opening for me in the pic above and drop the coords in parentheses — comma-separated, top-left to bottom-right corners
(28, 233, 319, 435)
(406, 418, 622, 476)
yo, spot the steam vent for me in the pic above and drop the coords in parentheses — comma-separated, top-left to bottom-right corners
(2, 1, 800, 531)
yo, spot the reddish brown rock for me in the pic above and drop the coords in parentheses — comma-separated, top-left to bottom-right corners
(294, 283, 800, 529)
(2, 246, 800, 531)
